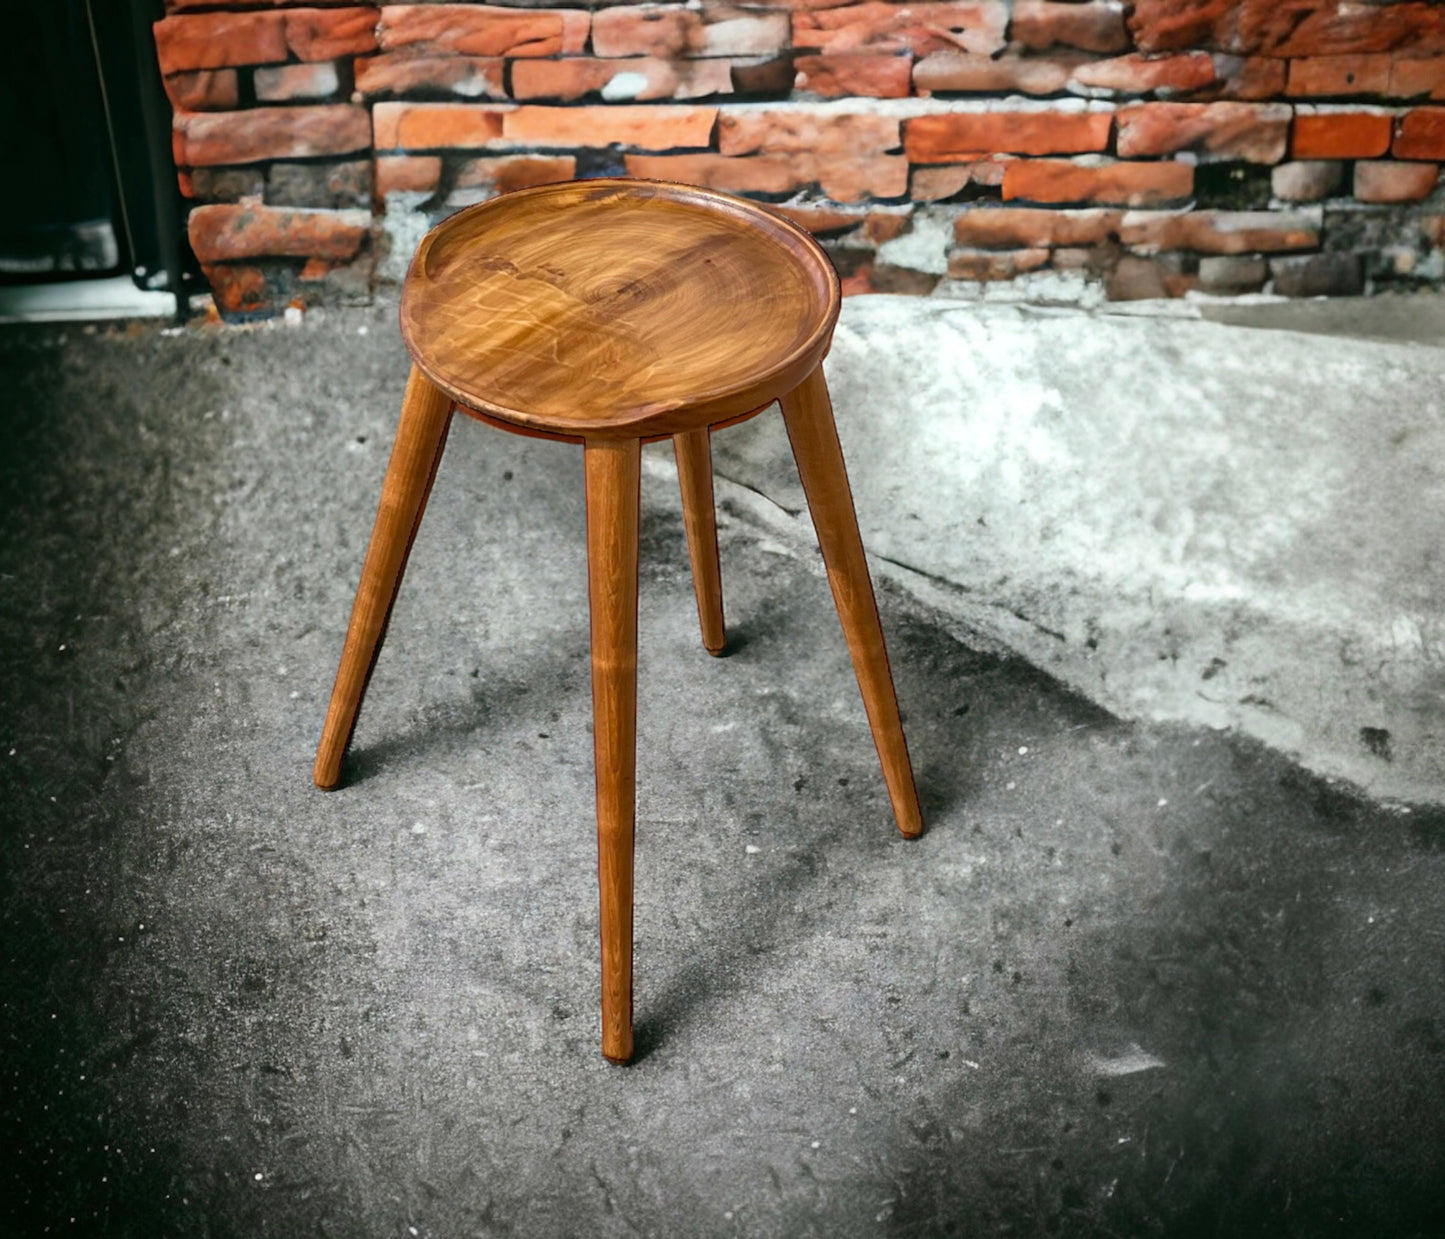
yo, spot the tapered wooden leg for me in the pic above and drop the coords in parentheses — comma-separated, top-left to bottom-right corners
(673, 427, 726, 655)
(313, 365, 453, 789)
(779, 365, 923, 839)
(585, 437, 641, 1064)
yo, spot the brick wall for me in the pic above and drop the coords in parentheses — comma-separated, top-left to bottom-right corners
(155, 0, 1445, 318)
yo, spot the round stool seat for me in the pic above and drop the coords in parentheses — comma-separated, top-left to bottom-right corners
(399, 178, 841, 440)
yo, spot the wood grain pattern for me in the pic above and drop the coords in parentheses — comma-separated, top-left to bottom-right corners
(400, 179, 839, 440)
(673, 428, 726, 655)
(585, 437, 641, 1064)
(780, 365, 924, 839)
(314, 365, 453, 790)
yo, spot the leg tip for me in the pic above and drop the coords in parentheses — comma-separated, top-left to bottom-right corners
(602, 1051, 633, 1066)
(704, 642, 727, 658)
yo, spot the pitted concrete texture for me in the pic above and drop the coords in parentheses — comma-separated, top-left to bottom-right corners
(2, 303, 1444, 1237)
(716, 295, 1445, 804)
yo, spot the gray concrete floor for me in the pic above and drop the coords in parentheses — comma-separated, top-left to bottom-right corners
(2, 302, 1444, 1238)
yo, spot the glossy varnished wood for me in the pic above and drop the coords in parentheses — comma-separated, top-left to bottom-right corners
(314, 365, 453, 790)
(673, 428, 726, 655)
(400, 179, 839, 440)
(585, 438, 641, 1064)
(780, 365, 923, 839)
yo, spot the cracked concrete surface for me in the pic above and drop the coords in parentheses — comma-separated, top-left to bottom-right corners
(2, 297, 1444, 1237)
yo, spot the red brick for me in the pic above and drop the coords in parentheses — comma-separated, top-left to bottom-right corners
(1395, 107, 1445, 158)
(511, 56, 735, 101)
(189, 203, 370, 263)
(592, 5, 788, 58)
(717, 109, 900, 156)
(201, 264, 271, 317)
(1286, 55, 1392, 98)
(373, 102, 509, 151)
(1389, 57, 1445, 102)
(810, 154, 910, 201)
(624, 152, 800, 194)
(504, 104, 717, 149)
(1118, 209, 1319, 254)
(904, 109, 1112, 162)
(375, 154, 442, 196)
(1012, 0, 1129, 54)
(794, 53, 912, 97)
(947, 247, 1051, 280)
(154, 12, 287, 74)
(1115, 102, 1290, 163)
(1003, 158, 1194, 206)
(913, 52, 1074, 96)
(1129, 0, 1445, 59)
(1292, 111, 1393, 158)
(162, 69, 240, 111)
(863, 212, 911, 244)
(377, 4, 589, 58)
(910, 164, 975, 200)
(454, 154, 578, 192)
(764, 204, 868, 235)
(1068, 53, 1217, 96)
(284, 7, 377, 61)
(1213, 55, 1288, 100)
(177, 169, 194, 198)
(254, 61, 340, 102)
(354, 54, 507, 99)
(1354, 160, 1440, 202)
(174, 105, 371, 166)
(793, 1, 1007, 56)
(953, 207, 1122, 248)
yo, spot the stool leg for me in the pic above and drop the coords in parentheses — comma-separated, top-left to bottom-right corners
(584, 437, 641, 1063)
(314, 365, 453, 790)
(779, 365, 923, 839)
(673, 428, 726, 655)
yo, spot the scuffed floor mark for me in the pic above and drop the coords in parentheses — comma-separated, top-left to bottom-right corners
(1088, 1044, 1166, 1076)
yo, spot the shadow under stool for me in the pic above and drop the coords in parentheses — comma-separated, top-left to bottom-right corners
(313, 178, 923, 1063)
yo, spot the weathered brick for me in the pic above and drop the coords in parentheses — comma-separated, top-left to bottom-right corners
(717, 109, 899, 156)
(375, 154, 443, 196)
(947, 247, 1051, 280)
(810, 154, 910, 201)
(1068, 53, 1216, 96)
(764, 204, 868, 235)
(794, 54, 912, 97)
(267, 160, 370, 209)
(284, 8, 377, 61)
(377, 4, 589, 58)
(904, 109, 1111, 162)
(174, 105, 371, 166)
(512, 56, 735, 101)
(1286, 55, 1392, 98)
(1269, 251, 1363, 297)
(1003, 158, 1195, 206)
(1292, 110, 1393, 158)
(624, 152, 799, 194)
(373, 102, 510, 150)
(1270, 160, 1344, 201)
(731, 56, 795, 96)
(455, 154, 578, 192)
(201, 263, 272, 318)
(1116, 102, 1291, 163)
(355, 54, 507, 99)
(1354, 160, 1440, 203)
(504, 104, 717, 149)
(863, 212, 911, 244)
(186, 167, 267, 203)
(1395, 107, 1445, 159)
(592, 5, 788, 58)
(1389, 57, 1445, 103)
(1118, 208, 1319, 254)
(1107, 253, 1196, 300)
(189, 202, 371, 263)
(163, 69, 240, 111)
(1197, 253, 1268, 293)
(154, 12, 287, 74)
(1212, 54, 1288, 100)
(793, 1, 1007, 56)
(254, 61, 340, 101)
(953, 207, 1122, 248)
(914, 52, 1074, 96)
(910, 164, 975, 201)
(1130, 0, 1445, 59)
(1012, 0, 1129, 54)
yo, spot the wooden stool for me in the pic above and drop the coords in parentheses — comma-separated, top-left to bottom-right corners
(314, 179, 922, 1063)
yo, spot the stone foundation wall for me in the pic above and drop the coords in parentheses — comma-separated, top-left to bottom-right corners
(155, 0, 1445, 318)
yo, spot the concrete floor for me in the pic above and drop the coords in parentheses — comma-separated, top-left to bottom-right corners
(2, 299, 1444, 1237)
